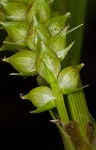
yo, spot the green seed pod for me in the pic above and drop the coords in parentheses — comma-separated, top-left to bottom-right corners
(45, 12, 70, 36)
(57, 41, 75, 62)
(0, 0, 32, 5)
(36, 42, 61, 83)
(0, 21, 29, 46)
(27, 0, 52, 23)
(21, 86, 55, 113)
(3, 50, 38, 76)
(58, 63, 84, 94)
(27, 17, 51, 50)
(27, 28, 40, 51)
(47, 27, 68, 55)
(19, 0, 33, 5)
(36, 75, 49, 87)
(0, 9, 6, 21)
(0, 36, 18, 52)
(0, 1, 27, 21)
(0, 36, 27, 52)
(5, 0, 53, 5)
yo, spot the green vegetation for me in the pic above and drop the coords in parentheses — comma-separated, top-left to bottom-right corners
(0, 0, 96, 149)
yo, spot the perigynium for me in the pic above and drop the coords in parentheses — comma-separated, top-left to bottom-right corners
(0, 0, 96, 150)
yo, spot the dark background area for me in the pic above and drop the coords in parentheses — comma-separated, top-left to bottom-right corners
(81, 0, 96, 120)
(0, 0, 96, 149)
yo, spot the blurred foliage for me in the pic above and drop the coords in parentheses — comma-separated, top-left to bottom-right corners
(52, 0, 87, 63)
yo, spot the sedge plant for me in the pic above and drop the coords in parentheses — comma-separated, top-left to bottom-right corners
(0, 0, 96, 150)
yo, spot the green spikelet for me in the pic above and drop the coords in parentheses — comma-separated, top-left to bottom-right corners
(0, 1, 27, 21)
(3, 50, 38, 76)
(0, 0, 70, 52)
(27, 0, 52, 23)
(0, 21, 29, 46)
(0, 1, 96, 150)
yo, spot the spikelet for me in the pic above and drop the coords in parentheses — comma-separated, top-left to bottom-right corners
(0, 0, 82, 112)
(0, 0, 72, 73)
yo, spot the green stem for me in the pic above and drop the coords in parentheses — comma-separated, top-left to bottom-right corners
(67, 90, 91, 141)
(50, 81, 69, 123)
(51, 1, 95, 149)
(49, 110, 76, 150)
(65, 55, 92, 142)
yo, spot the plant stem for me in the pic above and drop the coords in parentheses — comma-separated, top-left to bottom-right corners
(49, 110, 76, 150)
(67, 90, 91, 141)
(65, 55, 92, 142)
(50, 81, 69, 123)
